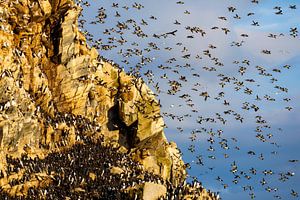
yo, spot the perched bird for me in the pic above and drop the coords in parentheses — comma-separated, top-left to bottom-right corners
(65, 1, 299, 199)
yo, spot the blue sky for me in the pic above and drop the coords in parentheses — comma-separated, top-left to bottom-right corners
(79, 0, 300, 199)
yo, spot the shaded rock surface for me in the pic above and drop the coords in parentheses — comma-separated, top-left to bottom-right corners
(0, 0, 218, 199)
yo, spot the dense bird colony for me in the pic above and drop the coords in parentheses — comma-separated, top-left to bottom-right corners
(0, 136, 217, 199)
(74, 0, 299, 199)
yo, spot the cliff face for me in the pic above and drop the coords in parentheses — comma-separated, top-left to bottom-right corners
(0, 0, 217, 199)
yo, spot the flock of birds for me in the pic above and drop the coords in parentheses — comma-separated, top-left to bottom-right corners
(0, 0, 298, 199)
(74, 0, 299, 199)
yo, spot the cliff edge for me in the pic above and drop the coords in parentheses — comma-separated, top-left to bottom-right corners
(0, 0, 218, 199)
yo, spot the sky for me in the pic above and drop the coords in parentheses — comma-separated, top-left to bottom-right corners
(78, 0, 300, 199)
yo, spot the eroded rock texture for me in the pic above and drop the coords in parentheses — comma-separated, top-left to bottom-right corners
(0, 0, 218, 199)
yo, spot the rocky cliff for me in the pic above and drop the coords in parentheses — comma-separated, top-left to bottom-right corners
(0, 0, 218, 199)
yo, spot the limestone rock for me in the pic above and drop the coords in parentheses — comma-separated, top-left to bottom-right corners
(58, 7, 81, 64)
(110, 166, 124, 175)
(0, 0, 181, 187)
(142, 182, 167, 200)
(37, 0, 52, 17)
(0, 0, 218, 199)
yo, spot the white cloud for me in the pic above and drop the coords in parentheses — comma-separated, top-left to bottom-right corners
(234, 27, 300, 65)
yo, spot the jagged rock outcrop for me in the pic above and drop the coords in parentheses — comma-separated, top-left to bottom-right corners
(0, 0, 218, 199)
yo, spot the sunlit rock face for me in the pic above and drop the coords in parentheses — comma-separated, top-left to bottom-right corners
(0, 0, 217, 199)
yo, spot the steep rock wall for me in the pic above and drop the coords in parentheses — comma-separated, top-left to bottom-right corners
(0, 0, 218, 199)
